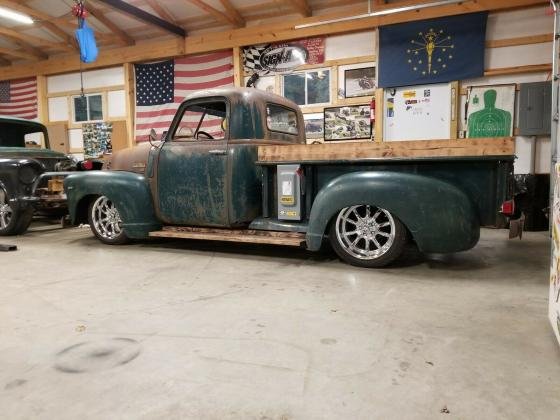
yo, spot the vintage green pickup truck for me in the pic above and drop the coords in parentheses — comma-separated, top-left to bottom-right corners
(64, 88, 515, 267)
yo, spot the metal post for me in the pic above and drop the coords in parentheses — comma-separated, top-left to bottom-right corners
(550, 0, 560, 231)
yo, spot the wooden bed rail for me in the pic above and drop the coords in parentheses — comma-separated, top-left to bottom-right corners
(258, 137, 515, 163)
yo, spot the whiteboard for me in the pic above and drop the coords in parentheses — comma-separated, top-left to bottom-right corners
(383, 82, 452, 141)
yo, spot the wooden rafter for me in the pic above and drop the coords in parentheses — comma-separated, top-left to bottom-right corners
(0, 56, 12, 66)
(0, 0, 77, 50)
(0, 26, 73, 52)
(185, 0, 243, 27)
(12, 40, 48, 60)
(218, 0, 246, 26)
(95, 0, 186, 37)
(0, 46, 41, 61)
(143, 0, 178, 24)
(286, 0, 312, 17)
(87, 2, 135, 46)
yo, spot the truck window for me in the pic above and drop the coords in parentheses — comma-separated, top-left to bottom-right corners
(172, 100, 227, 141)
(266, 104, 298, 135)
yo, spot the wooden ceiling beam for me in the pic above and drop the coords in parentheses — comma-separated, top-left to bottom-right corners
(94, 0, 186, 37)
(0, 47, 42, 61)
(286, 0, 312, 17)
(185, 0, 243, 27)
(218, 0, 246, 26)
(0, 56, 12, 66)
(13, 40, 48, 60)
(0, 0, 546, 80)
(86, 2, 135, 46)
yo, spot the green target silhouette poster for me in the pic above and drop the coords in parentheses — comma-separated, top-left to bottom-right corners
(466, 84, 515, 138)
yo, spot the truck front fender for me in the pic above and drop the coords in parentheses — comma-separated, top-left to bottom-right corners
(306, 171, 479, 254)
(64, 171, 160, 239)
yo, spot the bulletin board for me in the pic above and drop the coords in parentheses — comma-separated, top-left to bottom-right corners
(383, 82, 454, 141)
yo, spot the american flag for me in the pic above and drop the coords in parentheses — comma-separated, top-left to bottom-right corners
(0, 77, 38, 120)
(134, 51, 234, 142)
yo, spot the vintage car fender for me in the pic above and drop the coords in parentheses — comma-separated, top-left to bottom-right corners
(64, 171, 161, 239)
(305, 171, 480, 254)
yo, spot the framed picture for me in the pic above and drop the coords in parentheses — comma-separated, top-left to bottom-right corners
(344, 67, 376, 98)
(324, 105, 372, 141)
(304, 113, 324, 141)
(466, 84, 516, 138)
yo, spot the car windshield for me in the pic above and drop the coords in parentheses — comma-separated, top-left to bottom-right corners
(0, 121, 47, 148)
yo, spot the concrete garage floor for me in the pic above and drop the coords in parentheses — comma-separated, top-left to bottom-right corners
(1, 223, 559, 419)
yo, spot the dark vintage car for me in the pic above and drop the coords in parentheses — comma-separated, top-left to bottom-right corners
(0, 116, 97, 235)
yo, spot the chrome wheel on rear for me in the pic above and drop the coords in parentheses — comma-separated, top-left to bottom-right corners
(90, 196, 124, 241)
(335, 205, 395, 260)
(329, 204, 407, 268)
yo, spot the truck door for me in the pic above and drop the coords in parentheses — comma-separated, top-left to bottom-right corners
(155, 98, 229, 227)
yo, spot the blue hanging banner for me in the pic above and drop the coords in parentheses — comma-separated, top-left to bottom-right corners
(75, 19, 98, 63)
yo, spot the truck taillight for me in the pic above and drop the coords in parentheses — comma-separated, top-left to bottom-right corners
(500, 199, 515, 216)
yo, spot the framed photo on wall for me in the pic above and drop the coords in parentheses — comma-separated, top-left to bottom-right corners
(466, 84, 516, 138)
(344, 67, 376, 98)
(324, 105, 372, 141)
(304, 113, 324, 141)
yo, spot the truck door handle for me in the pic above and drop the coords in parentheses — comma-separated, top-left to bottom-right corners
(208, 149, 227, 155)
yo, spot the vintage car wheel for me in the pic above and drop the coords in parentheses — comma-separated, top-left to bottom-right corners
(329, 205, 407, 268)
(88, 195, 129, 245)
(0, 187, 33, 236)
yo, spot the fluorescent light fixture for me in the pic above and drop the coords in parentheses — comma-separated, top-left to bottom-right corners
(294, 0, 463, 29)
(0, 6, 34, 25)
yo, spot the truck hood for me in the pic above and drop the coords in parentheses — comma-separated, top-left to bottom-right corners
(0, 146, 68, 160)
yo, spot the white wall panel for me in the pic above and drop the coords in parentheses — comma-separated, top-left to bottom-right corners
(48, 97, 69, 122)
(487, 7, 552, 40)
(536, 137, 551, 174)
(108, 90, 126, 118)
(485, 43, 551, 70)
(69, 128, 83, 150)
(326, 32, 376, 60)
(47, 67, 124, 93)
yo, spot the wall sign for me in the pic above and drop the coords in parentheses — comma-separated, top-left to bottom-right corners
(244, 37, 325, 75)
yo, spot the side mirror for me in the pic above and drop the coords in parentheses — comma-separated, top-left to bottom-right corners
(148, 128, 157, 147)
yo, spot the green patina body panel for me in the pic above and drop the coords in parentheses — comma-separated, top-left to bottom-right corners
(64, 171, 161, 238)
(260, 156, 513, 252)
(0, 147, 66, 160)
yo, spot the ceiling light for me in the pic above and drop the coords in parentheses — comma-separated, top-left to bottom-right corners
(294, 0, 463, 29)
(0, 6, 34, 25)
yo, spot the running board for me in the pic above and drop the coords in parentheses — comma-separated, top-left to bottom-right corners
(149, 226, 307, 247)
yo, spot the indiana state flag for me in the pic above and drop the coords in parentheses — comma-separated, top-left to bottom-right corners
(378, 12, 487, 88)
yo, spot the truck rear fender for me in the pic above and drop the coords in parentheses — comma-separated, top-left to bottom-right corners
(64, 171, 161, 239)
(306, 171, 479, 253)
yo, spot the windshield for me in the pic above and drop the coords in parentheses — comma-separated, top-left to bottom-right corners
(0, 121, 48, 148)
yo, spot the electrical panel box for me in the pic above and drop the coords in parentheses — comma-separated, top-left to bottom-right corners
(518, 81, 551, 136)
(277, 164, 302, 221)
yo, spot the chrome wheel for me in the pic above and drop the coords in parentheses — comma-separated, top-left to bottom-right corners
(335, 205, 396, 260)
(91, 196, 123, 240)
(0, 188, 13, 230)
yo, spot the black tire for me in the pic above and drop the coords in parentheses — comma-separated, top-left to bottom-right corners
(328, 204, 407, 268)
(0, 187, 33, 236)
(87, 195, 129, 245)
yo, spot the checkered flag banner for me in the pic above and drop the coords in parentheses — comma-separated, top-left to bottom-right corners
(243, 44, 272, 75)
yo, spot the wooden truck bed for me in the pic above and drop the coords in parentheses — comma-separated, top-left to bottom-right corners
(257, 137, 515, 163)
